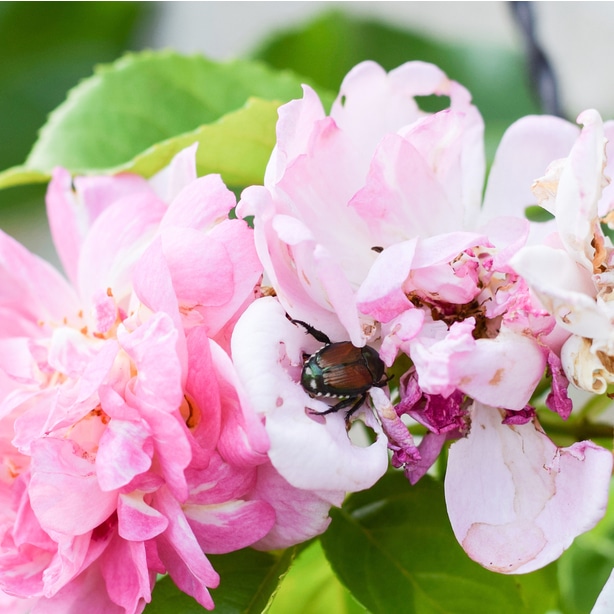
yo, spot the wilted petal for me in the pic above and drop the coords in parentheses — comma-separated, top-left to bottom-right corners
(560, 335, 614, 394)
(556, 109, 606, 269)
(510, 245, 608, 339)
(445, 402, 613, 574)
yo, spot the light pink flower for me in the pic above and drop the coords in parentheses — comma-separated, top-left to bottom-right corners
(237, 61, 612, 574)
(0, 146, 317, 612)
(511, 110, 614, 394)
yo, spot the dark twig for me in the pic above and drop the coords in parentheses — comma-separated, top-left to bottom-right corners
(510, 2, 564, 117)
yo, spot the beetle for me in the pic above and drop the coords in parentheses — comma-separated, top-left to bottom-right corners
(292, 320, 389, 423)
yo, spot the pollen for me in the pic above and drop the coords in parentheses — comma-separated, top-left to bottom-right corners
(489, 369, 504, 386)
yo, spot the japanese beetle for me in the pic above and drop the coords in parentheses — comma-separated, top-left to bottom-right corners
(293, 320, 389, 423)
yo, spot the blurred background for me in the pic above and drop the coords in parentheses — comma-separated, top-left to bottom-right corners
(1, 1, 613, 263)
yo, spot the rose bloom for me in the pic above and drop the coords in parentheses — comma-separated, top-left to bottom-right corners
(236, 61, 613, 574)
(0, 146, 335, 613)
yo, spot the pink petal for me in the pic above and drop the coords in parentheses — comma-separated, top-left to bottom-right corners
(118, 314, 191, 501)
(185, 499, 275, 554)
(264, 85, 326, 185)
(210, 338, 270, 467)
(149, 143, 198, 203)
(77, 191, 167, 310)
(350, 133, 459, 243)
(96, 418, 153, 492)
(251, 462, 343, 550)
(98, 536, 154, 614)
(331, 61, 471, 164)
(445, 402, 613, 574)
(453, 329, 547, 410)
(161, 174, 236, 230)
(356, 240, 417, 323)
(132, 237, 184, 335)
(481, 115, 579, 243)
(184, 327, 221, 452)
(0, 231, 79, 333)
(38, 559, 125, 614)
(161, 220, 261, 338)
(154, 488, 219, 610)
(46, 167, 153, 285)
(117, 492, 168, 541)
(29, 438, 117, 535)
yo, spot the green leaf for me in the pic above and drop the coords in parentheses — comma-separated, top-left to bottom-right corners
(557, 480, 614, 614)
(144, 576, 208, 614)
(145, 547, 297, 614)
(269, 540, 366, 614)
(0, 166, 50, 190)
(524, 205, 555, 223)
(321, 472, 559, 614)
(0, 50, 333, 190)
(207, 547, 297, 614)
(112, 97, 283, 188)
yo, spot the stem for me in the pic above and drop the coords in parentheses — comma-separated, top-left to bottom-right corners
(509, 1, 563, 117)
(542, 418, 614, 442)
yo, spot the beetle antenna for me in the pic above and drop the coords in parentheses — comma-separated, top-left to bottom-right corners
(290, 319, 332, 345)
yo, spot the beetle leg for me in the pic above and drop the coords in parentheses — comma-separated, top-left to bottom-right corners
(291, 319, 332, 345)
(342, 393, 368, 427)
(312, 394, 367, 429)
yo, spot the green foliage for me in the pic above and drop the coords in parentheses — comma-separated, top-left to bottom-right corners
(145, 547, 297, 614)
(207, 547, 297, 614)
(0, 51, 333, 190)
(145, 576, 208, 614)
(269, 540, 366, 614)
(557, 482, 614, 614)
(320, 472, 560, 614)
(524, 205, 555, 223)
(114, 98, 284, 189)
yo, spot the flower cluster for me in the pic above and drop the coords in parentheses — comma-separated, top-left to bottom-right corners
(0, 60, 613, 611)
(0, 148, 339, 612)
